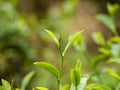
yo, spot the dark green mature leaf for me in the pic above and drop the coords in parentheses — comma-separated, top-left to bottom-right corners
(96, 14, 117, 35)
(63, 31, 83, 56)
(71, 69, 81, 87)
(1, 79, 11, 90)
(21, 71, 35, 90)
(107, 3, 120, 17)
(106, 69, 120, 80)
(92, 32, 105, 46)
(34, 62, 60, 79)
(86, 83, 112, 90)
(45, 29, 59, 47)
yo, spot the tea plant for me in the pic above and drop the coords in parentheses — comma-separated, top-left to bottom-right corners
(34, 30, 83, 90)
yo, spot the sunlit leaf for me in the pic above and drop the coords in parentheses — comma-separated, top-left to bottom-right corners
(92, 32, 105, 45)
(62, 84, 69, 90)
(71, 69, 81, 87)
(106, 69, 120, 80)
(35, 87, 49, 90)
(108, 57, 120, 63)
(96, 14, 117, 35)
(63, 31, 83, 56)
(110, 36, 120, 43)
(107, 3, 120, 17)
(86, 83, 112, 90)
(45, 29, 59, 47)
(21, 71, 35, 90)
(98, 47, 111, 55)
(1, 79, 11, 90)
(34, 62, 60, 79)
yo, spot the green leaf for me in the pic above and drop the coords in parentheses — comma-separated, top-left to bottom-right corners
(71, 69, 81, 87)
(110, 36, 120, 43)
(91, 54, 109, 69)
(106, 69, 120, 80)
(98, 47, 111, 55)
(1, 79, 11, 90)
(96, 14, 117, 35)
(35, 87, 49, 90)
(34, 62, 60, 79)
(107, 3, 120, 17)
(62, 84, 69, 90)
(108, 57, 120, 63)
(63, 31, 83, 56)
(75, 59, 82, 73)
(21, 71, 35, 90)
(111, 44, 120, 57)
(86, 83, 112, 90)
(70, 77, 88, 90)
(45, 29, 59, 47)
(74, 34, 86, 53)
(92, 32, 105, 45)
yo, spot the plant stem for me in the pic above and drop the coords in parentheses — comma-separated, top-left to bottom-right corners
(58, 46, 64, 90)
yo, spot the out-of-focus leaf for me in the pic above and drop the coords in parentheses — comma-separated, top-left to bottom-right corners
(92, 32, 105, 45)
(96, 14, 117, 35)
(34, 62, 60, 79)
(45, 29, 59, 47)
(21, 71, 35, 90)
(110, 36, 120, 43)
(86, 83, 112, 90)
(75, 59, 82, 70)
(62, 84, 69, 90)
(1, 79, 11, 90)
(35, 87, 49, 90)
(108, 57, 120, 63)
(91, 54, 109, 69)
(74, 34, 86, 53)
(0, 86, 4, 90)
(63, 31, 83, 56)
(98, 47, 111, 55)
(106, 69, 120, 80)
(111, 44, 120, 57)
(70, 77, 88, 90)
(107, 3, 120, 17)
(71, 69, 81, 87)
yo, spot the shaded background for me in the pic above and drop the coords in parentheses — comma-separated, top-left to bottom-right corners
(0, 0, 120, 89)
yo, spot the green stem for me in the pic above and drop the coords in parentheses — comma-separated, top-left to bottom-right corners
(58, 47, 64, 90)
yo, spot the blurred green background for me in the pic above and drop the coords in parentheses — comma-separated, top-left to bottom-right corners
(0, 0, 120, 89)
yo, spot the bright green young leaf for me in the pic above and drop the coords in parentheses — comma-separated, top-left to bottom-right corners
(74, 34, 86, 53)
(62, 84, 69, 90)
(1, 79, 11, 90)
(108, 57, 120, 63)
(70, 77, 88, 90)
(96, 14, 117, 35)
(107, 3, 120, 17)
(35, 87, 49, 90)
(71, 69, 81, 87)
(92, 32, 105, 45)
(110, 36, 120, 43)
(98, 47, 111, 55)
(34, 62, 60, 79)
(63, 31, 83, 56)
(21, 71, 35, 90)
(45, 29, 59, 47)
(106, 69, 120, 80)
(75, 59, 82, 73)
(86, 83, 112, 90)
